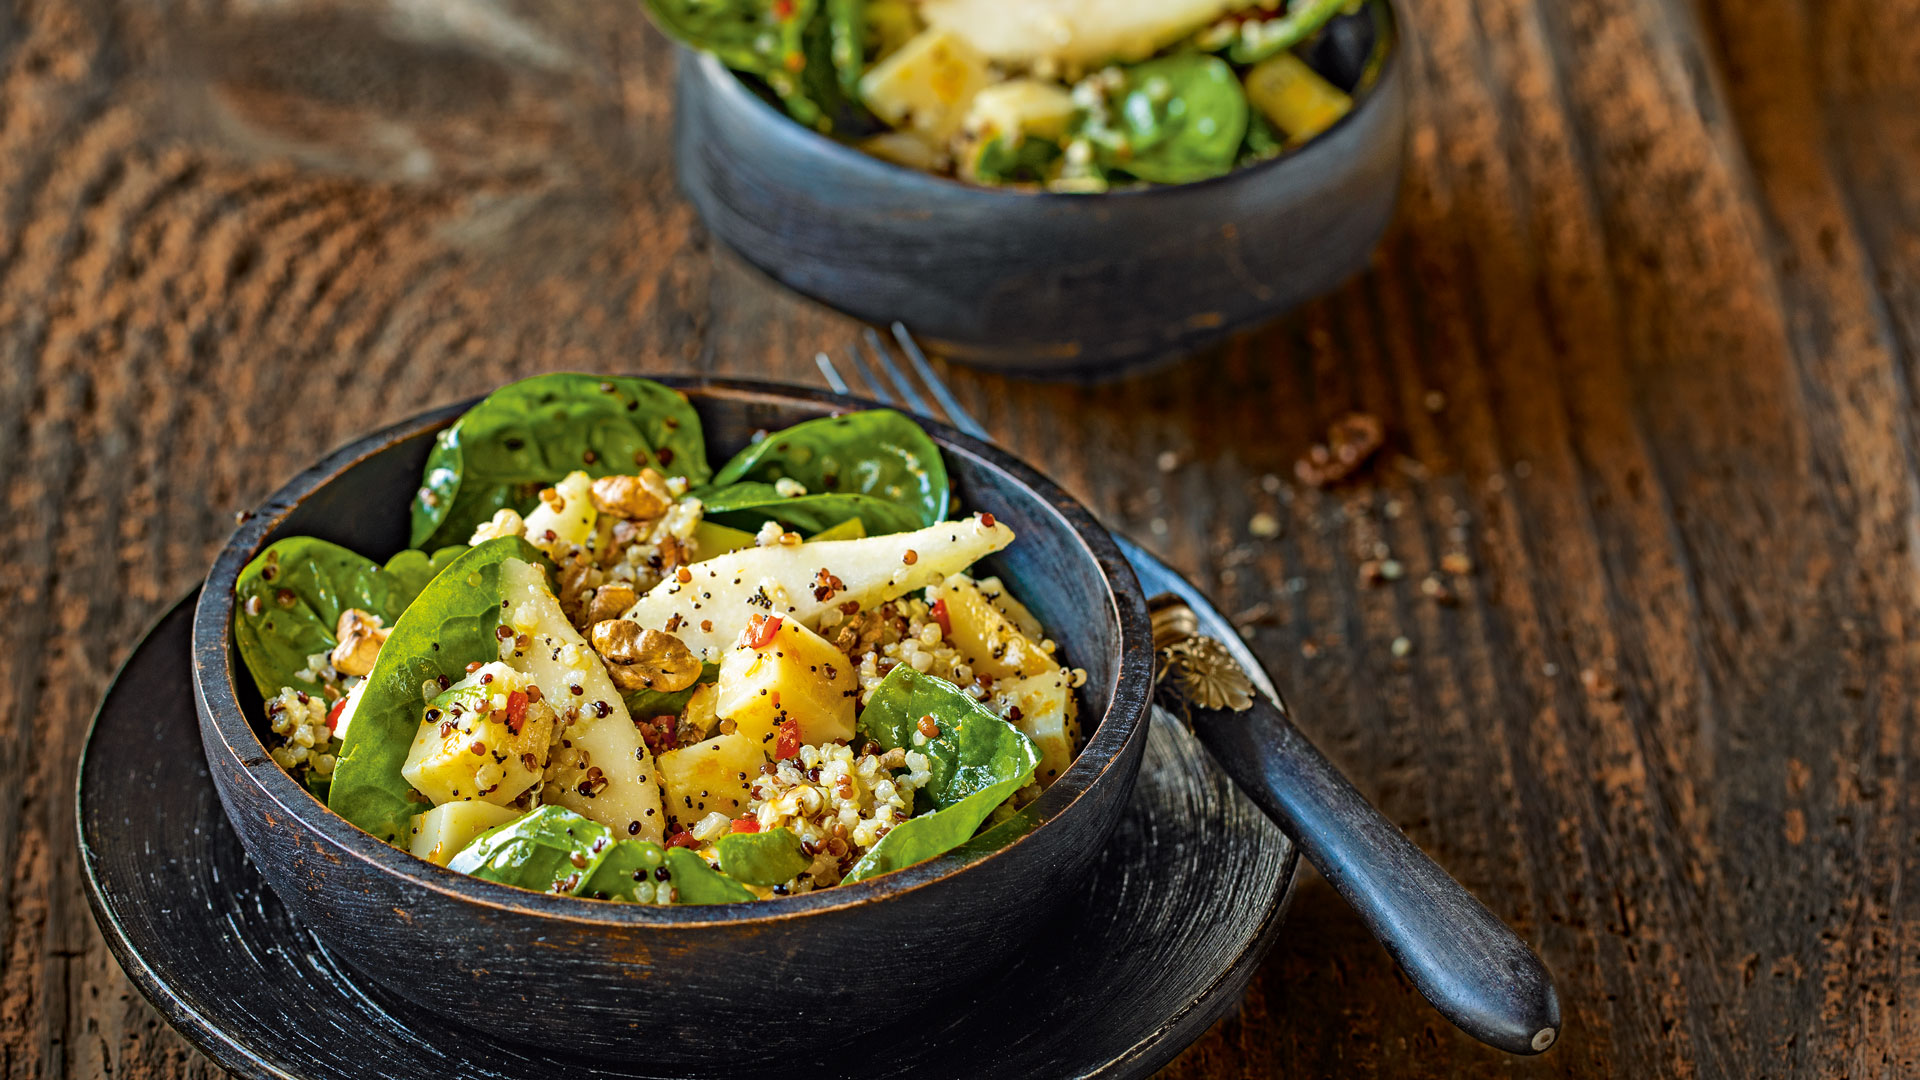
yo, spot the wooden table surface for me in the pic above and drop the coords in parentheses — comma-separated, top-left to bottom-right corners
(4, 0, 1918, 1076)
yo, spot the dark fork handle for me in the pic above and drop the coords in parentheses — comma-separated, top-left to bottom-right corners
(1188, 698, 1562, 1055)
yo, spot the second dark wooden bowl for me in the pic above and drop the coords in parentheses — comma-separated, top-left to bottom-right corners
(672, 2, 1406, 375)
(191, 379, 1153, 1067)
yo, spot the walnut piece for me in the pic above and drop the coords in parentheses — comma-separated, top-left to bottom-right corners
(1294, 413, 1387, 488)
(585, 582, 639, 625)
(590, 621, 702, 693)
(589, 469, 672, 521)
(330, 609, 389, 676)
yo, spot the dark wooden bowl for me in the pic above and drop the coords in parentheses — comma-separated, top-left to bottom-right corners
(191, 379, 1154, 1067)
(672, 2, 1406, 376)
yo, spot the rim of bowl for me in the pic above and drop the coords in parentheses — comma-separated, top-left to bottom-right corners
(684, 0, 1402, 202)
(193, 377, 1155, 928)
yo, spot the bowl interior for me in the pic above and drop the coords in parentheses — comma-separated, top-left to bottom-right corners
(198, 378, 1152, 920)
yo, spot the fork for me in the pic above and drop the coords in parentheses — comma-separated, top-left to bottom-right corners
(819, 324, 1563, 1057)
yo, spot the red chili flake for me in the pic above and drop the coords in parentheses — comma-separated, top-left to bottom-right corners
(665, 830, 700, 850)
(325, 697, 348, 732)
(746, 614, 783, 649)
(774, 718, 802, 761)
(658, 448, 674, 466)
(504, 690, 528, 734)
(783, 51, 805, 73)
(979, 512, 996, 528)
(930, 598, 952, 638)
(771, 0, 794, 17)
(731, 817, 760, 834)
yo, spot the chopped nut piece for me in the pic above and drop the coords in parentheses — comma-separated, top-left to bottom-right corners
(589, 469, 673, 521)
(1295, 413, 1387, 488)
(586, 582, 640, 625)
(330, 609, 389, 676)
(590, 621, 703, 692)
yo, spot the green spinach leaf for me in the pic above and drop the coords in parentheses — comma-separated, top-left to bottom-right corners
(448, 805, 611, 895)
(1225, 0, 1354, 64)
(1088, 55, 1248, 185)
(702, 409, 947, 534)
(969, 135, 1063, 185)
(642, 0, 830, 128)
(666, 847, 757, 904)
(845, 666, 1039, 882)
(622, 661, 720, 722)
(711, 828, 810, 885)
(411, 373, 709, 551)
(698, 483, 926, 536)
(233, 537, 465, 701)
(826, 0, 866, 97)
(326, 537, 545, 842)
(580, 839, 668, 901)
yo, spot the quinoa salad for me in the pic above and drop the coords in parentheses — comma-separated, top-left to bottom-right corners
(232, 374, 1084, 905)
(645, 0, 1365, 191)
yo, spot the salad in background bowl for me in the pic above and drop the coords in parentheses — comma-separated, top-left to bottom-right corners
(646, 0, 1365, 191)
(667, 1, 1405, 372)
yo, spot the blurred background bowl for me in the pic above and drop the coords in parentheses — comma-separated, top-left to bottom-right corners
(192, 379, 1153, 1067)
(672, 0, 1406, 377)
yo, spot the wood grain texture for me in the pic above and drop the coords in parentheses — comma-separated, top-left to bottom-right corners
(3, 0, 1917, 1076)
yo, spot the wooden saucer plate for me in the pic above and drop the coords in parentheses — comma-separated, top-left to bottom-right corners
(77, 544, 1295, 1079)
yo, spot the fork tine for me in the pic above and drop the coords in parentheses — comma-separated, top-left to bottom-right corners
(862, 328, 933, 418)
(889, 323, 990, 442)
(814, 351, 852, 396)
(843, 342, 895, 406)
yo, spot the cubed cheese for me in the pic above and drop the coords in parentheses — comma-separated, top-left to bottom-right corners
(715, 617, 858, 752)
(408, 801, 522, 866)
(401, 662, 554, 806)
(933, 574, 1058, 682)
(997, 669, 1080, 788)
(1244, 52, 1352, 143)
(522, 470, 597, 560)
(964, 79, 1078, 142)
(690, 520, 758, 559)
(860, 27, 991, 141)
(656, 732, 764, 829)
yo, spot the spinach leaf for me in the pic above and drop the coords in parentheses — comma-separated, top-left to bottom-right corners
(580, 839, 668, 901)
(642, 0, 832, 129)
(845, 666, 1039, 882)
(448, 805, 611, 895)
(622, 662, 720, 722)
(699, 483, 926, 536)
(666, 847, 757, 904)
(702, 409, 947, 534)
(710, 828, 809, 885)
(327, 537, 545, 842)
(1225, 0, 1353, 65)
(411, 373, 709, 551)
(969, 135, 1063, 186)
(1088, 55, 1248, 185)
(233, 537, 465, 701)
(1240, 111, 1285, 166)
(641, 0, 810, 77)
(826, 0, 866, 97)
